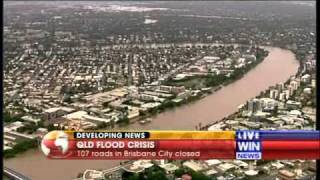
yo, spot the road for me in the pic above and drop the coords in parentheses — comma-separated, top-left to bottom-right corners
(3, 167, 31, 180)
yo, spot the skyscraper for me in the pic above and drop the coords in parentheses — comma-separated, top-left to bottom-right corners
(247, 98, 262, 114)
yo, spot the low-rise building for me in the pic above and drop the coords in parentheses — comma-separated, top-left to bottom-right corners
(183, 160, 208, 172)
(278, 170, 296, 180)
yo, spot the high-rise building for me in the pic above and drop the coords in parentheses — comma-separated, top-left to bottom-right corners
(247, 98, 261, 114)
(290, 80, 299, 90)
(269, 89, 279, 99)
(284, 90, 291, 99)
(128, 53, 133, 86)
(301, 74, 311, 83)
(276, 83, 284, 92)
(279, 93, 287, 102)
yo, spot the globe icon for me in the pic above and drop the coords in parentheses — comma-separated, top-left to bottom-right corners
(41, 131, 70, 158)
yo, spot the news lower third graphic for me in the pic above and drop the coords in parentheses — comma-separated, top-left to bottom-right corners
(41, 130, 73, 159)
(236, 131, 262, 160)
(40, 130, 320, 160)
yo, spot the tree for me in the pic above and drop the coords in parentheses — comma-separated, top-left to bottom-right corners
(3, 112, 24, 123)
(110, 119, 116, 128)
(76, 173, 83, 178)
(47, 124, 57, 131)
(271, 105, 279, 117)
(139, 110, 146, 116)
(3, 139, 38, 159)
(102, 102, 109, 108)
(144, 166, 168, 180)
(146, 170, 168, 180)
(97, 122, 108, 129)
(127, 174, 140, 180)
(37, 120, 45, 128)
(190, 171, 211, 180)
(122, 172, 139, 180)
(64, 96, 73, 104)
(174, 168, 186, 177)
(118, 116, 129, 125)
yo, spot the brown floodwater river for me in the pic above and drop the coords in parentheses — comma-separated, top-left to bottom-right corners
(4, 46, 299, 180)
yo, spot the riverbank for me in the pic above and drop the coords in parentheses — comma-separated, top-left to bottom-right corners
(200, 47, 304, 130)
(71, 45, 268, 130)
(125, 47, 268, 129)
(4, 47, 299, 180)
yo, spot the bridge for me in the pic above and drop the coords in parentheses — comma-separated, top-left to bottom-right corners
(3, 167, 31, 180)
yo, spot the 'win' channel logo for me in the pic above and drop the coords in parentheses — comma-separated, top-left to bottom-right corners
(236, 131, 262, 160)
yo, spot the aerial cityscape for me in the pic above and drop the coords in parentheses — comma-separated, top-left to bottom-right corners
(3, 1, 317, 180)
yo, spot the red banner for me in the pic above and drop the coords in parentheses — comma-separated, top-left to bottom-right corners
(42, 139, 320, 159)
